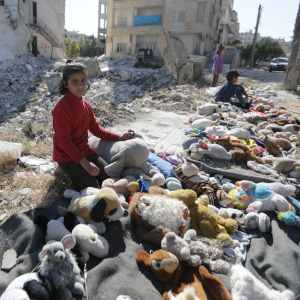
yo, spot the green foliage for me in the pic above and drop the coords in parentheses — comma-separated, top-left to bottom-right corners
(80, 35, 97, 57)
(231, 40, 242, 45)
(241, 37, 285, 62)
(64, 38, 80, 58)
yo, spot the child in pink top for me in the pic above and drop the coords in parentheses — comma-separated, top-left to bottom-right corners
(211, 44, 226, 87)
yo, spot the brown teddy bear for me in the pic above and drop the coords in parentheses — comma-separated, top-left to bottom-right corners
(128, 187, 190, 245)
(136, 249, 232, 300)
(263, 135, 292, 157)
(268, 118, 296, 126)
(169, 189, 237, 246)
(215, 136, 265, 165)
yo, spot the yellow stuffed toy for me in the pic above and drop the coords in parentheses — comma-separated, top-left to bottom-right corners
(169, 189, 237, 246)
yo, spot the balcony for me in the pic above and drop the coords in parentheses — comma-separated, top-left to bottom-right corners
(134, 14, 162, 26)
(111, 24, 162, 36)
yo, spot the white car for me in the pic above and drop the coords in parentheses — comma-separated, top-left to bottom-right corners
(258, 58, 271, 69)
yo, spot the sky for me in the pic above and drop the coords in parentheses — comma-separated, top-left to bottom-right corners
(233, 0, 299, 41)
(65, 0, 299, 41)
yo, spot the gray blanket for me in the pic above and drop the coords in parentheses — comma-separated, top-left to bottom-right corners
(1, 198, 300, 299)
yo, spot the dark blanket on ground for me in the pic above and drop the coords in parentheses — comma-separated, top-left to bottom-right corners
(1, 198, 300, 299)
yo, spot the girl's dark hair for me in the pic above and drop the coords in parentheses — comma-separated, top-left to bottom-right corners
(216, 44, 226, 54)
(58, 62, 90, 95)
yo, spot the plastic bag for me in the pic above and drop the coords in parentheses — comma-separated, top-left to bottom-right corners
(0, 141, 22, 164)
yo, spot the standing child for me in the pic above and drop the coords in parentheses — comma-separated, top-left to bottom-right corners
(52, 62, 134, 191)
(211, 44, 226, 87)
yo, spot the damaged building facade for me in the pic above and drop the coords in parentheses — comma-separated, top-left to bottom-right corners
(105, 0, 224, 58)
(0, 0, 65, 61)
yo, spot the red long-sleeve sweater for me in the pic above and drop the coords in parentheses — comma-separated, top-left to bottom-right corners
(52, 92, 118, 163)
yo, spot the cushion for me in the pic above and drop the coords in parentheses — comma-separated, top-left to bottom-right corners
(147, 152, 174, 178)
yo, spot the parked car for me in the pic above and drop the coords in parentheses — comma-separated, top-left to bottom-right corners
(258, 58, 271, 68)
(269, 57, 289, 72)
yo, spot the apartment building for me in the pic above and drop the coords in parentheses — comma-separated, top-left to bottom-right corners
(240, 29, 261, 46)
(276, 38, 292, 57)
(105, 0, 223, 58)
(0, 0, 65, 61)
(65, 30, 85, 43)
(97, 0, 108, 52)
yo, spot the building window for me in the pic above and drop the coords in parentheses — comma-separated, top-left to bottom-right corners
(116, 43, 126, 52)
(147, 44, 156, 51)
(196, 3, 206, 23)
(0, 0, 4, 5)
(118, 16, 127, 27)
(23, 0, 26, 2)
(173, 11, 186, 22)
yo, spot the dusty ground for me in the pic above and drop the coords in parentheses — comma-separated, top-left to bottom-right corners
(0, 62, 300, 225)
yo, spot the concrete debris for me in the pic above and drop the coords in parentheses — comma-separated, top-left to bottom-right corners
(45, 72, 62, 94)
(83, 58, 102, 78)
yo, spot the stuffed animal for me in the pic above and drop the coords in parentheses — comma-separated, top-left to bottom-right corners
(38, 235, 84, 300)
(191, 118, 215, 129)
(136, 250, 232, 300)
(161, 229, 230, 274)
(268, 118, 296, 126)
(205, 125, 251, 140)
(235, 180, 296, 214)
(59, 187, 127, 234)
(244, 212, 271, 232)
(247, 160, 279, 177)
(231, 264, 295, 300)
(274, 131, 298, 143)
(88, 135, 165, 185)
(0, 273, 53, 300)
(169, 189, 237, 246)
(101, 175, 137, 198)
(208, 206, 245, 223)
(263, 157, 300, 177)
(188, 139, 232, 161)
(171, 163, 232, 206)
(173, 286, 200, 300)
(128, 188, 190, 245)
(263, 135, 292, 157)
(196, 103, 222, 115)
(215, 136, 265, 164)
(43, 214, 109, 262)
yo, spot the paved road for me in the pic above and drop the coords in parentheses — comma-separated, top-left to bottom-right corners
(106, 108, 188, 153)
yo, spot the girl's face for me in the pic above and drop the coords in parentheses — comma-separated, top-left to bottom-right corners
(221, 48, 226, 55)
(64, 72, 87, 99)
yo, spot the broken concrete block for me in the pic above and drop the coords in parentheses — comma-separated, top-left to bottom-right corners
(1, 249, 17, 271)
(45, 72, 62, 94)
(83, 58, 102, 78)
(177, 62, 194, 85)
(187, 55, 206, 81)
(157, 31, 187, 80)
(25, 64, 34, 73)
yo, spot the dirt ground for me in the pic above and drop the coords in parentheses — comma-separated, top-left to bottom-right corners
(0, 65, 300, 224)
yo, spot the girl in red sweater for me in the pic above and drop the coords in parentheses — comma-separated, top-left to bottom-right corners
(52, 62, 134, 191)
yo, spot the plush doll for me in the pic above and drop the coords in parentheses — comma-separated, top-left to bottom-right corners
(88, 135, 165, 185)
(263, 135, 292, 157)
(208, 206, 245, 223)
(169, 189, 237, 246)
(235, 180, 296, 214)
(171, 163, 232, 206)
(101, 175, 137, 198)
(188, 139, 232, 161)
(196, 103, 222, 115)
(136, 250, 232, 300)
(205, 125, 251, 140)
(268, 118, 296, 126)
(128, 189, 190, 245)
(230, 264, 295, 300)
(173, 286, 200, 300)
(38, 235, 84, 300)
(244, 212, 271, 232)
(277, 210, 300, 228)
(215, 136, 265, 165)
(191, 118, 216, 129)
(263, 157, 300, 177)
(247, 160, 279, 177)
(43, 214, 109, 262)
(274, 131, 298, 143)
(0, 273, 53, 300)
(59, 187, 127, 234)
(161, 229, 230, 275)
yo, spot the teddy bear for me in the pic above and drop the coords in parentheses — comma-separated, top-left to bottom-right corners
(233, 180, 296, 214)
(196, 103, 222, 115)
(128, 188, 190, 245)
(58, 187, 127, 234)
(171, 163, 232, 206)
(188, 139, 232, 161)
(38, 235, 85, 300)
(268, 118, 296, 126)
(135, 250, 232, 300)
(215, 136, 265, 165)
(169, 189, 237, 246)
(161, 229, 230, 275)
(0, 273, 53, 300)
(263, 135, 292, 157)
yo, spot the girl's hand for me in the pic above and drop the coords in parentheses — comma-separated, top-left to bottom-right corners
(79, 158, 100, 177)
(119, 130, 135, 141)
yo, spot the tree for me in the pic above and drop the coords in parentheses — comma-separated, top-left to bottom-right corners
(255, 37, 285, 61)
(69, 40, 80, 58)
(65, 37, 71, 56)
(241, 43, 252, 60)
(80, 35, 97, 57)
(284, 3, 300, 91)
(79, 37, 85, 57)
